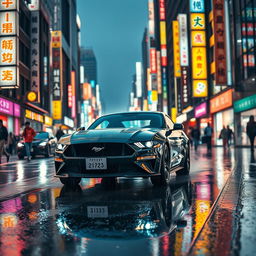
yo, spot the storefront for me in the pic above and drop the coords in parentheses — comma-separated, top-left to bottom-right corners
(0, 97, 21, 135)
(44, 116, 53, 134)
(25, 109, 44, 132)
(195, 102, 212, 137)
(63, 116, 75, 134)
(210, 89, 233, 145)
(234, 94, 256, 146)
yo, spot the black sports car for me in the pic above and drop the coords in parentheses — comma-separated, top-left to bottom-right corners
(17, 132, 57, 159)
(55, 111, 190, 186)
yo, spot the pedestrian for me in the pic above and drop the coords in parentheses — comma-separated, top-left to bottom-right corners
(227, 125, 234, 147)
(204, 123, 213, 153)
(7, 132, 15, 155)
(246, 115, 256, 151)
(0, 120, 10, 164)
(188, 127, 194, 147)
(22, 121, 36, 161)
(191, 127, 201, 151)
(56, 127, 65, 141)
(219, 126, 228, 149)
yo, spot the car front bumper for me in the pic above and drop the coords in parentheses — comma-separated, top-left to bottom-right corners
(55, 145, 163, 178)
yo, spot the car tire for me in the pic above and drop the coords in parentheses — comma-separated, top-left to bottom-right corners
(151, 144, 171, 186)
(101, 177, 116, 188)
(59, 177, 81, 186)
(177, 151, 190, 176)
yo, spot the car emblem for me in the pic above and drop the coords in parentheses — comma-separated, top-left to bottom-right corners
(91, 147, 105, 153)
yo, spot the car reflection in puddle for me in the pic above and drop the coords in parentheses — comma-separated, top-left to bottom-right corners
(55, 179, 192, 240)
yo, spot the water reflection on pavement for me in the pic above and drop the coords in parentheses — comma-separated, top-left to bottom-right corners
(0, 147, 235, 256)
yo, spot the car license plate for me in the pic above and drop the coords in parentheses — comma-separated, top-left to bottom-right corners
(87, 206, 108, 218)
(86, 158, 107, 170)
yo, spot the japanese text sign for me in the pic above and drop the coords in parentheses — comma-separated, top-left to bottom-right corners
(213, 0, 227, 85)
(192, 47, 207, 79)
(0, 66, 17, 88)
(191, 13, 205, 30)
(160, 21, 167, 67)
(190, 0, 205, 13)
(0, 0, 17, 10)
(210, 89, 232, 113)
(159, 0, 166, 21)
(0, 0, 18, 89)
(191, 31, 206, 46)
(0, 11, 17, 36)
(30, 11, 40, 100)
(195, 102, 207, 118)
(52, 100, 62, 120)
(0, 36, 16, 65)
(181, 67, 190, 107)
(178, 14, 189, 66)
(150, 48, 157, 74)
(172, 21, 181, 77)
(52, 31, 62, 101)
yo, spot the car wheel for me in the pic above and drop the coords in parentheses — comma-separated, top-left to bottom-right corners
(151, 144, 171, 186)
(177, 151, 190, 176)
(59, 177, 81, 186)
(101, 177, 117, 188)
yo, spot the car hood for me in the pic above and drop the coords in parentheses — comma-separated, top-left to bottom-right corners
(68, 128, 163, 144)
(32, 138, 45, 145)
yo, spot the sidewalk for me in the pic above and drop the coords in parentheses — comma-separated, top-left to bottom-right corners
(189, 148, 256, 256)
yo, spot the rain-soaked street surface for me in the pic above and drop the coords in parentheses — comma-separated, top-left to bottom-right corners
(190, 149, 256, 256)
(0, 146, 247, 256)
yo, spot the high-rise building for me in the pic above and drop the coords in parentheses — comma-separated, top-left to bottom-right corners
(51, 0, 81, 131)
(80, 47, 98, 84)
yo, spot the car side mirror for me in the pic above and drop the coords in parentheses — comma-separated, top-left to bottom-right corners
(166, 130, 172, 137)
(77, 127, 85, 132)
(173, 123, 184, 130)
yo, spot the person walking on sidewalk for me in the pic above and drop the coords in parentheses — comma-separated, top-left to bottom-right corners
(0, 120, 10, 164)
(227, 125, 234, 147)
(56, 127, 64, 141)
(219, 126, 228, 149)
(22, 122, 36, 161)
(246, 115, 256, 151)
(204, 123, 213, 153)
(191, 127, 201, 151)
(7, 132, 15, 155)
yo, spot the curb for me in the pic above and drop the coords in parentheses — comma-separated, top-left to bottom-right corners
(187, 161, 238, 255)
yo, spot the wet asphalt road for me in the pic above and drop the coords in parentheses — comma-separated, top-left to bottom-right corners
(0, 147, 235, 256)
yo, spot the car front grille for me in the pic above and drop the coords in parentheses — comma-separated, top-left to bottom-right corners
(64, 143, 134, 157)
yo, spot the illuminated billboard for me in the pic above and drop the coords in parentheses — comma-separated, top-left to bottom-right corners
(178, 14, 189, 66)
(0, 0, 19, 89)
(172, 21, 181, 77)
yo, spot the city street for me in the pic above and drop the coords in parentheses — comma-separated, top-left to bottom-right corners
(1, 146, 252, 256)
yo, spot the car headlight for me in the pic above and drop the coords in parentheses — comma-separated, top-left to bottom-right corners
(56, 143, 65, 151)
(134, 141, 161, 149)
(17, 142, 24, 148)
(39, 141, 47, 147)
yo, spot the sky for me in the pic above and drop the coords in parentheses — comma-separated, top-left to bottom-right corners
(77, 0, 148, 114)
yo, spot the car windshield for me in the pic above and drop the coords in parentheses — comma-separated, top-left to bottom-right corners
(88, 113, 164, 129)
(34, 132, 48, 139)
